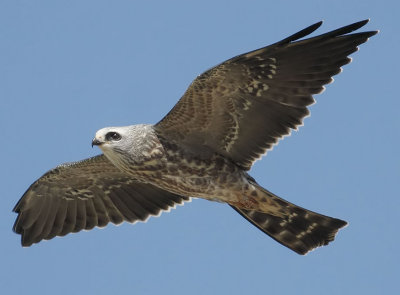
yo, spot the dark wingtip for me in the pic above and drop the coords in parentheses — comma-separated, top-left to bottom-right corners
(351, 19, 370, 29)
(332, 19, 370, 35)
(341, 19, 379, 37)
(318, 19, 374, 39)
(366, 30, 379, 38)
(277, 21, 323, 45)
(338, 218, 348, 228)
(278, 19, 377, 47)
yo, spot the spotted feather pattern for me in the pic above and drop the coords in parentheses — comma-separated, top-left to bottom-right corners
(13, 20, 377, 254)
(231, 182, 347, 255)
(13, 155, 190, 246)
(156, 20, 377, 170)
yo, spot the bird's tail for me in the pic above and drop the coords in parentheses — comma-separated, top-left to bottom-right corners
(231, 183, 347, 255)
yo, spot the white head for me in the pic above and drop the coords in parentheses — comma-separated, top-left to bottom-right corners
(92, 124, 154, 168)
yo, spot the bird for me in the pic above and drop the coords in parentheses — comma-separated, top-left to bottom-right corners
(13, 20, 377, 255)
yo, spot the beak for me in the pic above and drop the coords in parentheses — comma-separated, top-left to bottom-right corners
(92, 138, 103, 147)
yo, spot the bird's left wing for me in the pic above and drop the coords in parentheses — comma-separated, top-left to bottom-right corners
(13, 155, 190, 246)
(155, 20, 377, 170)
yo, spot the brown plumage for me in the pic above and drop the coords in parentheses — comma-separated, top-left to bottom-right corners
(13, 20, 377, 254)
(13, 155, 190, 246)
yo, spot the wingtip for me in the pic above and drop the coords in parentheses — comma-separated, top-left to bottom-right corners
(359, 18, 370, 26)
(344, 19, 371, 33)
(276, 20, 323, 45)
(276, 19, 375, 46)
(316, 20, 323, 26)
(311, 20, 323, 28)
(352, 19, 380, 37)
(339, 219, 349, 229)
(370, 30, 380, 36)
(304, 20, 324, 33)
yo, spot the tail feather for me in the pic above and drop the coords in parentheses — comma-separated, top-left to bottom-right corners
(231, 184, 347, 255)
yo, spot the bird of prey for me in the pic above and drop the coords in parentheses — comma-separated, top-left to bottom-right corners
(13, 20, 377, 255)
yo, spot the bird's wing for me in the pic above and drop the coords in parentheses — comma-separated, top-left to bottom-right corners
(13, 155, 190, 246)
(155, 20, 377, 170)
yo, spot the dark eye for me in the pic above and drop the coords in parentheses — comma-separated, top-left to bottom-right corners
(105, 132, 121, 141)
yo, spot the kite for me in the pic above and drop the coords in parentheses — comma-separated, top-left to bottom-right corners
(13, 20, 377, 254)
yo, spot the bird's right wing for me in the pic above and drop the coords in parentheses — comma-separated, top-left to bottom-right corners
(13, 155, 190, 246)
(155, 20, 377, 170)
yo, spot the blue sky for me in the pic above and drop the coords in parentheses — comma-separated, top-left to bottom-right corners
(1, 1, 398, 294)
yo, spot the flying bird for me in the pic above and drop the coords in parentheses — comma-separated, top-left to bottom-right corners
(13, 20, 377, 255)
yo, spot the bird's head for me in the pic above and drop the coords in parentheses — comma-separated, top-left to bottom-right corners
(92, 124, 154, 167)
(92, 126, 136, 162)
(93, 127, 123, 148)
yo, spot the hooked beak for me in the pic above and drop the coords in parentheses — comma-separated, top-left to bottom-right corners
(92, 138, 103, 148)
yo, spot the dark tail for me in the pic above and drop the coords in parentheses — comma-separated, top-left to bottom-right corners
(231, 184, 347, 255)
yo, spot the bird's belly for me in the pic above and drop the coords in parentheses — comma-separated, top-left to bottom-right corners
(156, 173, 243, 202)
(125, 158, 266, 209)
(154, 158, 249, 203)
(124, 149, 250, 204)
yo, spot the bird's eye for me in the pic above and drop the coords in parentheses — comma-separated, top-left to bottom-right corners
(105, 132, 121, 141)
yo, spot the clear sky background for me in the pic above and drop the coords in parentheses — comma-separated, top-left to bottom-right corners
(1, 1, 398, 294)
